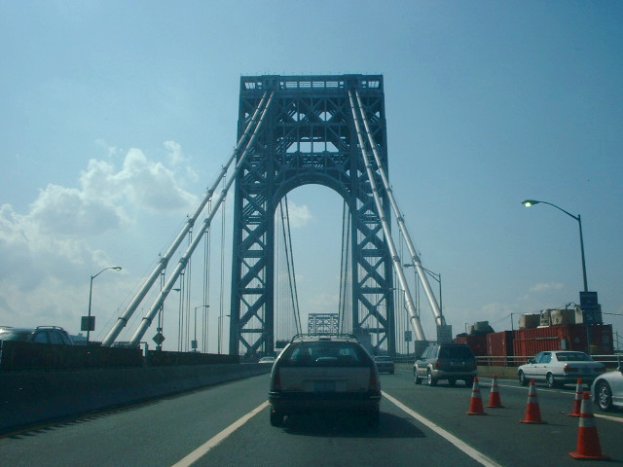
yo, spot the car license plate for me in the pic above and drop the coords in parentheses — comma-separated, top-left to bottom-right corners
(314, 381, 336, 392)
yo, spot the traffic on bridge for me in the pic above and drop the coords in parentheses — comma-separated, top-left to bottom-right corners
(2, 367, 623, 466)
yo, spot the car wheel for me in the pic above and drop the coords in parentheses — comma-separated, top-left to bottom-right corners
(270, 409, 284, 427)
(596, 381, 613, 412)
(427, 370, 437, 386)
(464, 376, 474, 387)
(518, 370, 528, 386)
(448, 378, 456, 387)
(546, 373, 557, 389)
(414, 369, 422, 385)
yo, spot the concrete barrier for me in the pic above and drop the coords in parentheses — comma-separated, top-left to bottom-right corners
(0, 363, 270, 434)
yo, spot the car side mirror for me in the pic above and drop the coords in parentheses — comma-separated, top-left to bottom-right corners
(528, 358, 536, 364)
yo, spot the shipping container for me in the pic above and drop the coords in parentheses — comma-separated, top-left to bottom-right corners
(454, 334, 488, 356)
(550, 308, 582, 325)
(513, 324, 613, 357)
(519, 313, 540, 329)
(487, 331, 514, 357)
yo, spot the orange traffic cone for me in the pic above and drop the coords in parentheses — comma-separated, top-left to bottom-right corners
(520, 379, 545, 424)
(467, 376, 486, 415)
(487, 375, 504, 408)
(569, 392, 609, 460)
(569, 378, 584, 417)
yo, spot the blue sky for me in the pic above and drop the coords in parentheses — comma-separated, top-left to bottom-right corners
(1, 1, 621, 352)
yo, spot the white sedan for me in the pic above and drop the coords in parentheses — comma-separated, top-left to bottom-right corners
(517, 351, 606, 388)
(591, 361, 623, 411)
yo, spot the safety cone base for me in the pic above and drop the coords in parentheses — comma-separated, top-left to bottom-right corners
(569, 451, 609, 461)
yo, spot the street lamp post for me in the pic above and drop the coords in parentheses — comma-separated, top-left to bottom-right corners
(522, 199, 588, 292)
(404, 263, 442, 315)
(86, 266, 122, 344)
(193, 305, 209, 352)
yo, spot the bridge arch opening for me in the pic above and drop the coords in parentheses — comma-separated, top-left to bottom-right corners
(273, 184, 348, 347)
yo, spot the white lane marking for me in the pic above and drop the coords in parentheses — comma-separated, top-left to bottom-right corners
(594, 413, 623, 423)
(382, 391, 502, 467)
(172, 401, 269, 467)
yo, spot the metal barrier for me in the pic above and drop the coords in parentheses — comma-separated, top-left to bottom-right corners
(476, 354, 621, 368)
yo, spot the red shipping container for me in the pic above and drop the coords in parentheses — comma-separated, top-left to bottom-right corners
(455, 334, 488, 356)
(513, 324, 613, 356)
(486, 331, 514, 357)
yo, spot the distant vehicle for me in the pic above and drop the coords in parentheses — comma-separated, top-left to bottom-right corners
(517, 351, 605, 388)
(268, 334, 381, 427)
(259, 356, 276, 365)
(0, 326, 74, 345)
(591, 358, 623, 411)
(414, 343, 477, 387)
(373, 355, 395, 374)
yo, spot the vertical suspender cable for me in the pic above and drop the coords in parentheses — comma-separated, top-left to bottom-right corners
(283, 197, 302, 334)
(218, 175, 227, 353)
(338, 200, 349, 334)
(102, 91, 271, 347)
(202, 203, 211, 352)
(354, 90, 445, 328)
(127, 91, 275, 347)
(348, 90, 426, 341)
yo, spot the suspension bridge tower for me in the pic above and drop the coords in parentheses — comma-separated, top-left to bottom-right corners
(230, 75, 396, 357)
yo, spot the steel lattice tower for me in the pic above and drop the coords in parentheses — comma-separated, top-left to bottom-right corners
(230, 75, 395, 357)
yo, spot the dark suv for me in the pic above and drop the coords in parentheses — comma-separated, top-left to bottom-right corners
(0, 326, 74, 345)
(268, 334, 381, 427)
(413, 343, 476, 387)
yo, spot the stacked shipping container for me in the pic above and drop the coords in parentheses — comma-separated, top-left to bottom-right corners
(456, 324, 613, 360)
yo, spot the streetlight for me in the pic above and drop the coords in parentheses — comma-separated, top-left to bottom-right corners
(521, 199, 588, 292)
(403, 263, 442, 315)
(85, 266, 122, 344)
(193, 305, 209, 352)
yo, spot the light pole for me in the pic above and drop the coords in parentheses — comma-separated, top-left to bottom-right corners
(522, 199, 588, 292)
(86, 266, 122, 344)
(404, 263, 442, 315)
(193, 305, 209, 352)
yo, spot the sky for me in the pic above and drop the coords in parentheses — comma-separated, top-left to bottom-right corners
(1, 0, 622, 353)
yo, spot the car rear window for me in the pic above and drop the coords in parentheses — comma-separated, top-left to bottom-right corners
(280, 342, 370, 367)
(0, 330, 31, 342)
(557, 352, 592, 362)
(439, 345, 474, 359)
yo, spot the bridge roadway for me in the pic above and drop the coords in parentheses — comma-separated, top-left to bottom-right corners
(1, 366, 622, 466)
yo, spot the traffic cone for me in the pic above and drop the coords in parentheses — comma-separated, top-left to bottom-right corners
(569, 378, 584, 417)
(520, 379, 545, 424)
(467, 376, 486, 415)
(569, 392, 609, 460)
(487, 375, 504, 408)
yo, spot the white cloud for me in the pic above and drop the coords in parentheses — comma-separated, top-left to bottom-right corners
(529, 282, 565, 293)
(284, 201, 312, 228)
(0, 143, 200, 330)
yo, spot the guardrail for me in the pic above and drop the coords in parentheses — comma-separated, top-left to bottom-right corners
(476, 354, 622, 368)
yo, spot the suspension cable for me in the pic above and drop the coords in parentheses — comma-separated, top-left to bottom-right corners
(124, 91, 275, 347)
(280, 196, 302, 335)
(348, 90, 426, 341)
(218, 175, 227, 353)
(338, 199, 349, 334)
(103, 91, 272, 347)
(354, 90, 444, 329)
